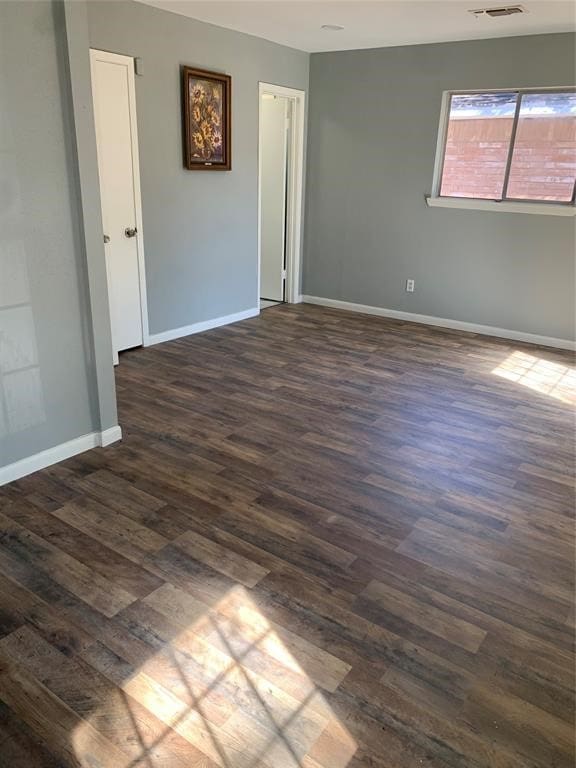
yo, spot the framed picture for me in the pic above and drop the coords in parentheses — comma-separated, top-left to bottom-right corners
(182, 66, 231, 171)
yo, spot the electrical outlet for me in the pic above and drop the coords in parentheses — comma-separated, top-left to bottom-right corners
(406, 279, 415, 293)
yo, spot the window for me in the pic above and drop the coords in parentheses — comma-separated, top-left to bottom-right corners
(433, 89, 576, 209)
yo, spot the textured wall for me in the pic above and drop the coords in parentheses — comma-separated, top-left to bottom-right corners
(304, 34, 576, 341)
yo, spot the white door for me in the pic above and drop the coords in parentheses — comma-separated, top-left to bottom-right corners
(260, 94, 289, 302)
(90, 49, 144, 355)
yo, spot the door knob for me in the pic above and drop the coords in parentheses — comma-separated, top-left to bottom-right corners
(103, 234, 110, 243)
(124, 227, 137, 238)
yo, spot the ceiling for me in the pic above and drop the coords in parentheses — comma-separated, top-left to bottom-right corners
(135, 0, 576, 52)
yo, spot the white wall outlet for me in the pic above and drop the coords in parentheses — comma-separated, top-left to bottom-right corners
(406, 279, 415, 293)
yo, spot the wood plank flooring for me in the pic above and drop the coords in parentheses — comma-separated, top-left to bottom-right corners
(0, 304, 574, 767)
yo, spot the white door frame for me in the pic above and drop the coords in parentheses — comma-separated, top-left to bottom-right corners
(258, 82, 306, 305)
(90, 48, 149, 353)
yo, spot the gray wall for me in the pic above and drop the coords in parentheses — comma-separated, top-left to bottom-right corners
(0, 0, 117, 468)
(88, 1, 309, 335)
(304, 34, 576, 341)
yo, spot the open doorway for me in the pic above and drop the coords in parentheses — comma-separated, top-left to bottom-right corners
(258, 83, 305, 310)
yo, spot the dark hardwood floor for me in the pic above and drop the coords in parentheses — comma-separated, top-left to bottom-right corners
(0, 304, 574, 767)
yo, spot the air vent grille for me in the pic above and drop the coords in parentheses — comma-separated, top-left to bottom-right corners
(470, 6, 526, 18)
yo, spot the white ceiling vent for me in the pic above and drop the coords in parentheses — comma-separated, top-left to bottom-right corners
(470, 6, 527, 18)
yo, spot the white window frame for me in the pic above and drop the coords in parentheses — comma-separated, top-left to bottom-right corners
(427, 87, 576, 216)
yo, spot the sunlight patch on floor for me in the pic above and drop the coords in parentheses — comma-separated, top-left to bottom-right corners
(492, 351, 576, 405)
(73, 585, 356, 767)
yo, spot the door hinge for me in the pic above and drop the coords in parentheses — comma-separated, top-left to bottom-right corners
(282, 269, 287, 280)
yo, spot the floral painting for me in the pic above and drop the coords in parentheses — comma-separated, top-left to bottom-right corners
(182, 67, 231, 170)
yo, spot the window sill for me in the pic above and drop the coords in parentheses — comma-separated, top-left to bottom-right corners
(425, 196, 576, 217)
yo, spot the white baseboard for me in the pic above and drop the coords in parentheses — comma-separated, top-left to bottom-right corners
(147, 307, 260, 346)
(302, 295, 575, 351)
(0, 426, 123, 486)
(100, 425, 123, 447)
